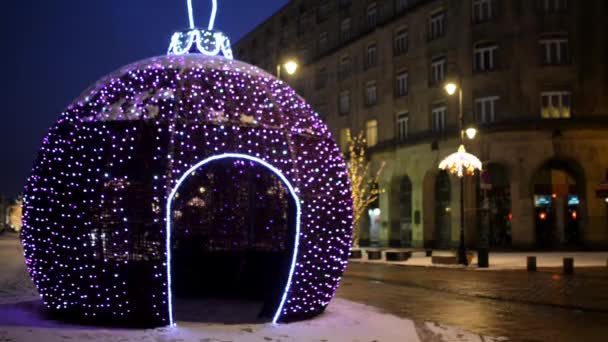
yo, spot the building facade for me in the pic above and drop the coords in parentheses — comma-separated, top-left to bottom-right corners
(235, 0, 608, 250)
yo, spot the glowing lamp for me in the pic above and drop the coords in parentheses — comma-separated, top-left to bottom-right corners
(283, 61, 299, 75)
(444, 82, 458, 96)
(465, 127, 478, 140)
(438, 145, 483, 178)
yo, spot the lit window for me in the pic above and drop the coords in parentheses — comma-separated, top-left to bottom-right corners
(367, 3, 378, 29)
(366, 43, 377, 68)
(397, 112, 409, 141)
(429, 11, 446, 40)
(396, 71, 409, 97)
(366, 81, 378, 106)
(340, 18, 352, 41)
(339, 90, 351, 115)
(540, 38, 569, 65)
(475, 96, 499, 124)
(474, 43, 498, 72)
(430, 56, 446, 85)
(366, 120, 379, 147)
(541, 91, 572, 119)
(432, 105, 447, 132)
(394, 28, 409, 55)
(472, 0, 496, 23)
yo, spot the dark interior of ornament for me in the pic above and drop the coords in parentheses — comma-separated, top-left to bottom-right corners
(170, 158, 296, 323)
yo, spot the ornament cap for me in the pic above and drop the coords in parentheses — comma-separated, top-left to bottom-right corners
(167, 0, 233, 59)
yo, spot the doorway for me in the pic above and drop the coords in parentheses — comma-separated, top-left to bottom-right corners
(399, 176, 413, 247)
(167, 155, 299, 324)
(532, 160, 584, 249)
(435, 171, 452, 248)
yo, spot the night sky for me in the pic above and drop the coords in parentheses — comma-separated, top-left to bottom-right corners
(3, 0, 288, 198)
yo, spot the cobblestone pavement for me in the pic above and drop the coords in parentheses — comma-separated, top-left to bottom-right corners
(338, 262, 608, 342)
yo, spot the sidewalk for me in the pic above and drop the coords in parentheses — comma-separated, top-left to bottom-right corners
(352, 248, 608, 270)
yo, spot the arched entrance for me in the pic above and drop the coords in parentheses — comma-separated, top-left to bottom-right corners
(479, 164, 512, 248)
(532, 160, 585, 249)
(166, 154, 300, 324)
(399, 176, 413, 247)
(435, 171, 452, 248)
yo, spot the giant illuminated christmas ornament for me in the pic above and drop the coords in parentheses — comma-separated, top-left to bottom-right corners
(439, 144, 483, 177)
(21, 0, 353, 328)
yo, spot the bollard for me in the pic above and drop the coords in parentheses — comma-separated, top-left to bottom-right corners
(527, 256, 537, 272)
(477, 249, 489, 268)
(426, 250, 433, 257)
(563, 258, 574, 275)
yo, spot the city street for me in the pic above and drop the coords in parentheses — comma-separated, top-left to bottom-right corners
(2, 233, 607, 341)
(339, 262, 608, 341)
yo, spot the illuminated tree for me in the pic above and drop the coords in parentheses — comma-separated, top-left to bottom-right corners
(344, 131, 385, 248)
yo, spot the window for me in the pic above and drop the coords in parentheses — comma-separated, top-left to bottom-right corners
(541, 91, 572, 119)
(366, 81, 378, 106)
(474, 43, 498, 72)
(339, 90, 351, 115)
(365, 44, 378, 68)
(366, 120, 379, 147)
(430, 56, 446, 85)
(396, 71, 409, 97)
(367, 3, 378, 29)
(318, 0, 330, 20)
(397, 112, 409, 141)
(319, 32, 329, 51)
(315, 103, 328, 121)
(315, 67, 327, 89)
(394, 28, 409, 55)
(396, 0, 409, 12)
(429, 11, 446, 40)
(540, 37, 569, 65)
(297, 16, 307, 35)
(472, 0, 496, 23)
(339, 128, 351, 152)
(432, 105, 447, 132)
(339, 55, 352, 79)
(340, 18, 352, 41)
(538, 0, 569, 13)
(339, 0, 352, 8)
(475, 96, 499, 124)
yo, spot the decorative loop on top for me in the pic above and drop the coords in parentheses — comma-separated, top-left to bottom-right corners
(188, 0, 217, 30)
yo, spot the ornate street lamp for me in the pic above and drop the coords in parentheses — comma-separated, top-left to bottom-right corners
(439, 82, 482, 266)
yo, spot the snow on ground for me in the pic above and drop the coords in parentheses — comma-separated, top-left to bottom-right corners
(352, 249, 608, 270)
(0, 233, 503, 342)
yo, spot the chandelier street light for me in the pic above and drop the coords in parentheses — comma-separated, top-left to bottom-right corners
(439, 81, 482, 266)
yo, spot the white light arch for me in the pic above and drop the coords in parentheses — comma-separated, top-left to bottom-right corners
(165, 153, 301, 325)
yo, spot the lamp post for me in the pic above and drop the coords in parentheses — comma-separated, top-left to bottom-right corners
(441, 81, 481, 266)
(277, 60, 299, 80)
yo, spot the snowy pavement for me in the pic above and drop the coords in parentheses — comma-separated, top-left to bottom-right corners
(352, 249, 608, 270)
(0, 234, 504, 341)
